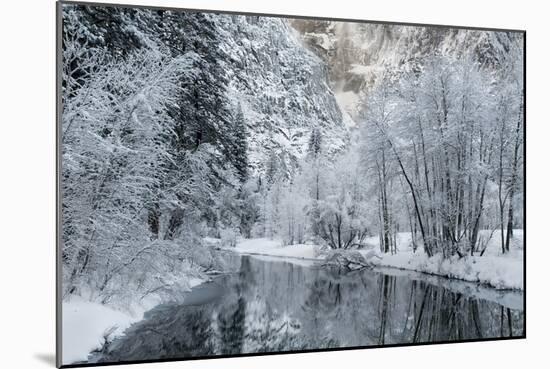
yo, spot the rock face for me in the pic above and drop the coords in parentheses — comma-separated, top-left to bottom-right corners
(290, 19, 522, 118)
(213, 15, 351, 177)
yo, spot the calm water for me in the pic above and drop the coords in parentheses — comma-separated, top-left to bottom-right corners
(93, 254, 524, 363)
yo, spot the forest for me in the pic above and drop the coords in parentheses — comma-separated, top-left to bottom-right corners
(60, 4, 524, 364)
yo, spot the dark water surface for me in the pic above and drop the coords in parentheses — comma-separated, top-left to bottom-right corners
(93, 254, 524, 363)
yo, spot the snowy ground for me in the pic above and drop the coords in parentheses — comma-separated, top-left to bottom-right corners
(227, 230, 524, 291)
(62, 296, 140, 364)
(366, 231, 524, 290)
(62, 277, 204, 365)
(370, 248, 523, 290)
(234, 238, 320, 259)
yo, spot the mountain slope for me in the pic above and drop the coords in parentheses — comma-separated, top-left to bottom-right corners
(290, 20, 522, 118)
(212, 15, 351, 177)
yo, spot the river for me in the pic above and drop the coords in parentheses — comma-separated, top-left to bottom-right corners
(90, 253, 524, 363)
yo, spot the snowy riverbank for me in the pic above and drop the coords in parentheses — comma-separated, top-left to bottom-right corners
(227, 231, 524, 291)
(371, 249, 523, 290)
(233, 238, 320, 260)
(62, 277, 205, 365)
(63, 231, 523, 364)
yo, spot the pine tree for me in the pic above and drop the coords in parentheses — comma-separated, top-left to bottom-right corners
(307, 127, 323, 158)
(232, 104, 249, 183)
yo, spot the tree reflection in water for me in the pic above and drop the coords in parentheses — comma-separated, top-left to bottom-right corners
(96, 255, 524, 363)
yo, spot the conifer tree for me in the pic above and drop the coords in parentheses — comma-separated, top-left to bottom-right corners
(232, 104, 249, 183)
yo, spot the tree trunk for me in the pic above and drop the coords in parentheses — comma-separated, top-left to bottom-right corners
(505, 101, 522, 252)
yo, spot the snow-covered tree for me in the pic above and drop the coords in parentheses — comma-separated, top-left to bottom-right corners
(313, 151, 370, 249)
(231, 104, 249, 183)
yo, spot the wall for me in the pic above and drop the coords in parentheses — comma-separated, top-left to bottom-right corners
(0, 0, 546, 368)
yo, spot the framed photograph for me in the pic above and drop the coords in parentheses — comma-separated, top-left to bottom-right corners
(57, 1, 525, 367)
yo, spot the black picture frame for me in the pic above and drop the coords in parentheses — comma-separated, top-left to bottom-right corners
(56, 1, 526, 367)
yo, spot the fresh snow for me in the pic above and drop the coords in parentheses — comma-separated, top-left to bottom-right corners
(62, 278, 205, 365)
(363, 230, 524, 290)
(234, 238, 319, 260)
(62, 296, 138, 364)
(369, 249, 523, 290)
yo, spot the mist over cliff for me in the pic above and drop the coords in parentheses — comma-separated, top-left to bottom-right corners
(291, 19, 522, 118)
